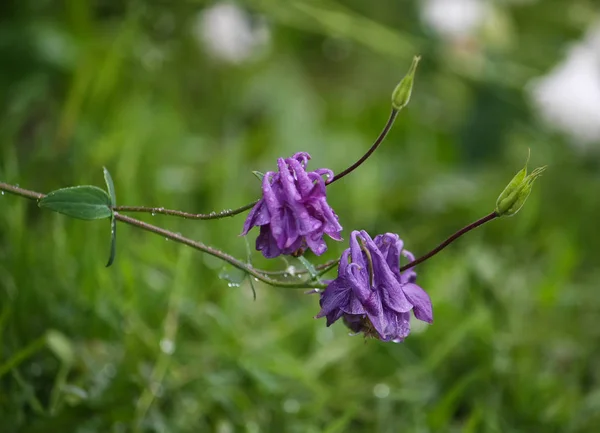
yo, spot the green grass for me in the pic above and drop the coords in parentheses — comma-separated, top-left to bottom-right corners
(2, 1, 600, 432)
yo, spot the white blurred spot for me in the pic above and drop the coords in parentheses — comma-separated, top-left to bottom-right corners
(245, 421, 260, 433)
(373, 383, 390, 399)
(421, 0, 488, 39)
(196, 2, 270, 64)
(283, 398, 300, 413)
(160, 338, 175, 355)
(529, 23, 600, 146)
(216, 420, 234, 433)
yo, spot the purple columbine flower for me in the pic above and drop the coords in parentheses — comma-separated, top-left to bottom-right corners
(316, 230, 432, 342)
(242, 152, 343, 258)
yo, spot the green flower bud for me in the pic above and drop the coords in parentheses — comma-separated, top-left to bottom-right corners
(495, 152, 547, 217)
(391, 55, 421, 110)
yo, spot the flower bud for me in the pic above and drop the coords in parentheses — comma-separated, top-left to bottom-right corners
(391, 55, 421, 110)
(495, 152, 547, 217)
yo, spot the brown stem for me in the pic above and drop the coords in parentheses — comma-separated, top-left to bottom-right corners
(112, 109, 399, 219)
(113, 213, 321, 289)
(0, 182, 44, 200)
(400, 212, 498, 272)
(0, 181, 325, 289)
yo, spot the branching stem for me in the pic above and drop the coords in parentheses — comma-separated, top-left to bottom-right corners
(0, 182, 326, 290)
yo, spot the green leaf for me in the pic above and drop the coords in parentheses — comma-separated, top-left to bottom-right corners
(298, 256, 322, 283)
(103, 167, 117, 267)
(103, 167, 116, 207)
(38, 186, 112, 220)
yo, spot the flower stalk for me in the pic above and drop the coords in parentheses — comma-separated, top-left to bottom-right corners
(0, 182, 327, 290)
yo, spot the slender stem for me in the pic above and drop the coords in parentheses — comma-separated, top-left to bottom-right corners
(400, 212, 498, 272)
(109, 108, 398, 219)
(0, 181, 326, 290)
(114, 200, 258, 220)
(0, 182, 44, 200)
(112, 108, 399, 219)
(327, 108, 399, 185)
(114, 213, 318, 288)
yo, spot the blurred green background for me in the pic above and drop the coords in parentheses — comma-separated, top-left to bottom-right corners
(2, 1, 600, 432)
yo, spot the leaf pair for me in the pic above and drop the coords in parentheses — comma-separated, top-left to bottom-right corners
(38, 168, 117, 267)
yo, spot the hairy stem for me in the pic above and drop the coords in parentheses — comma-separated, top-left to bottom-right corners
(0, 182, 326, 290)
(114, 200, 258, 220)
(114, 213, 322, 289)
(0, 182, 44, 200)
(327, 108, 399, 185)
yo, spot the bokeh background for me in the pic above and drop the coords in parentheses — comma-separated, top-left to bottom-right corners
(2, 0, 600, 432)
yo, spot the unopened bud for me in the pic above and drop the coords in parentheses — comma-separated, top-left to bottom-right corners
(495, 152, 547, 217)
(391, 55, 421, 110)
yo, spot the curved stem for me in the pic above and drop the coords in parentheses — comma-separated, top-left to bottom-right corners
(113, 213, 323, 289)
(111, 108, 399, 219)
(400, 212, 498, 272)
(327, 108, 398, 185)
(114, 200, 258, 220)
(0, 182, 326, 290)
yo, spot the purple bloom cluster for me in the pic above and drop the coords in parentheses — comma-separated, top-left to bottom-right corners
(316, 230, 432, 342)
(242, 152, 343, 258)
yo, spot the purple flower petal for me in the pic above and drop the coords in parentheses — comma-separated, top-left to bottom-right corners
(242, 152, 342, 258)
(316, 230, 434, 343)
(403, 282, 433, 323)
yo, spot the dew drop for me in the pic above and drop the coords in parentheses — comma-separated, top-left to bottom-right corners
(253, 278, 259, 282)
(1, 191, 4, 195)
(165, 237, 169, 241)
(151, 212, 156, 216)
(373, 383, 390, 399)
(286, 266, 296, 276)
